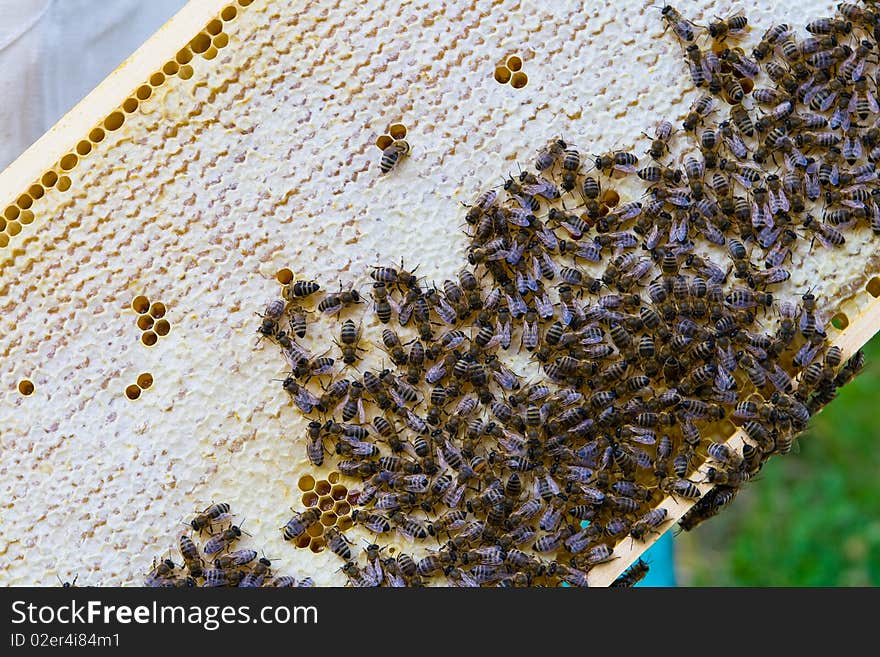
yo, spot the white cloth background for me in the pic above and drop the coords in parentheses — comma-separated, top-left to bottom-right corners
(0, 0, 185, 170)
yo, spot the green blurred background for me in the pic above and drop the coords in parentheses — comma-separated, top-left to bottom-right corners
(675, 335, 880, 586)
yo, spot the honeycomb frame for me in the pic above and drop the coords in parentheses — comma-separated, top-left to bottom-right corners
(2, 0, 880, 586)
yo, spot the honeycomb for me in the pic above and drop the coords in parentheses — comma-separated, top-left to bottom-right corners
(2, 0, 880, 587)
(293, 472, 353, 553)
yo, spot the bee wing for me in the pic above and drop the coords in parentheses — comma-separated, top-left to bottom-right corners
(295, 389, 320, 413)
(203, 536, 226, 555)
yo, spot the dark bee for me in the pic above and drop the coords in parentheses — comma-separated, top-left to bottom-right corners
(561, 146, 582, 192)
(753, 24, 789, 61)
(660, 5, 697, 43)
(204, 525, 244, 555)
(317, 286, 361, 315)
(285, 280, 320, 300)
(178, 534, 204, 578)
(337, 319, 364, 366)
(305, 420, 325, 466)
(536, 138, 567, 171)
(708, 13, 748, 41)
(191, 503, 231, 534)
(611, 559, 651, 587)
(630, 507, 668, 541)
(595, 151, 638, 174)
(379, 139, 410, 174)
(283, 508, 321, 541)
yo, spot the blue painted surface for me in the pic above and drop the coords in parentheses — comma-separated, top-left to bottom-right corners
(635, 532, 676, 587)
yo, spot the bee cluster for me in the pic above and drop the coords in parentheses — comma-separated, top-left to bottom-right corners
(248, 2, 879, 587)
(145, 504, 315, 587)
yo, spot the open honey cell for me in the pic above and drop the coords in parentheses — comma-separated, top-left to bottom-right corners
(18, 379, 35, 396)
(376, 134, 394, 151)
(137, 315, 154, 331)
(275, 268, 294, 284)
(131, 296, 150, 314)
(327, 471, 339, 484)
(149, 302, 166, 318)
(601, 189, 620, 207)
(494, 66, 511, 84)
(868, 278, 880, 298)
(320, 511, 337, 526)
(389, 123, 407, 140)
(308, 537, 325, 553)
(318, 497, 333, 512)
(506, 55, 523, 72)
(330, 484, 347, 500)
(294, 534, 311, 549)
(301, 491, 319, 507)
(136, 373, 153, 390)
(141, 331, 158, 347)
(831, 313, 849, 330)
(333, 501, 350, 516)
(510, 71, 528, 89)
(336, 516, 353, 531)
(314, 479, 331, 496)
(125, 385, 141, 400)
(154, 320, 171, 337)
(347, 490, 360, 505)
(306, 523, 323, 538)
(297, 474, 315, 491)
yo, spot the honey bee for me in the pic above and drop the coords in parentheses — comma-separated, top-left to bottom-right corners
(709, 13, 748, 41)
(284, 280, 321, 300)
(336, 318, 364, 366)
(204, 524, 244, 555)
(752, 24, 790, 61)
(630, 507, 668, 541)
(536, 138, 567, 171)
(305, 420, 325, 466)
(317, 286, 362, 315)
(595, 151, 639, 174)
(611, 559, 651, 587)
(282, 508, 321, 541)
(379, 139, 410, 174)
(190, 502, 231, 534)
(660, 5, 697, 43)
(561, 145, 582, 192)
(683, 94, 715, 131)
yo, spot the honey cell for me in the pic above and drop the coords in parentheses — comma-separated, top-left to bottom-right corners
(494, 66, 511, 84)
(315, 479, 331, 496)
(297, 474, 316, 491)
(510, 71, 528, 89)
